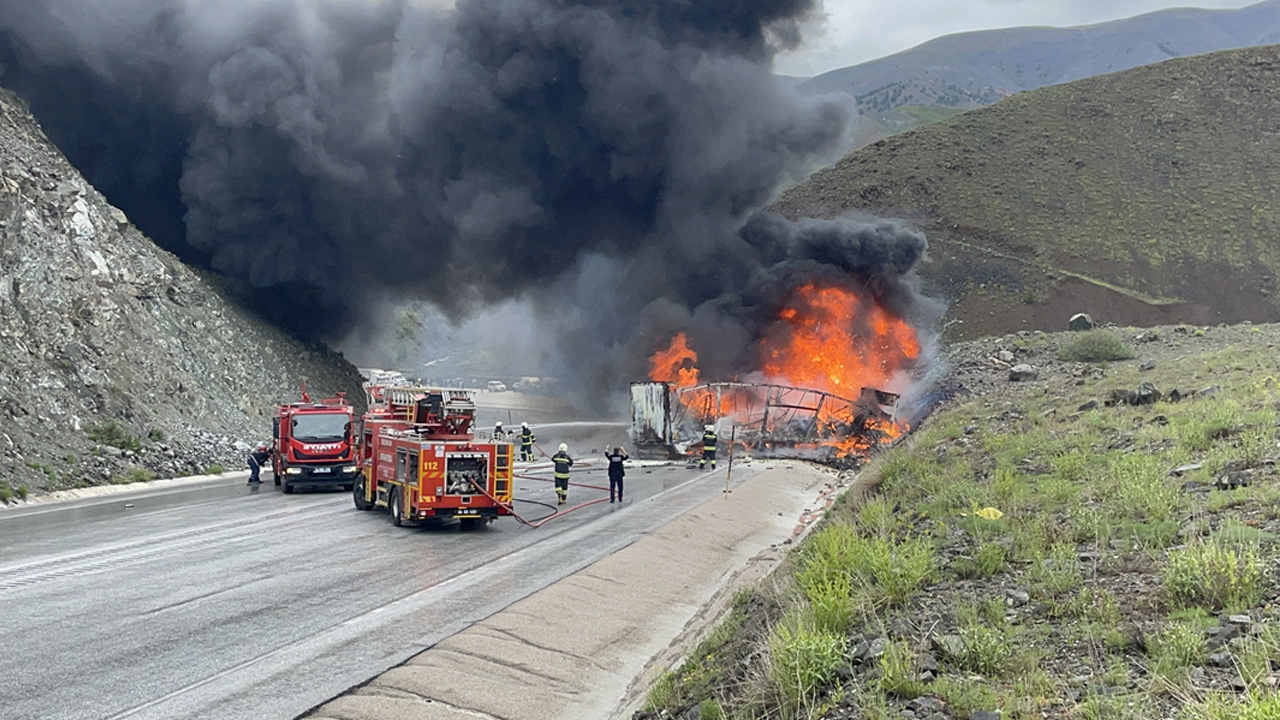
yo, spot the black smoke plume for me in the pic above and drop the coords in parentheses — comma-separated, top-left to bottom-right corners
(0, 0, 939, 398)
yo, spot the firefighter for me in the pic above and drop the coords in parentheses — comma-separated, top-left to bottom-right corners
(519, 422, 535, 462)
(247, 443, 271, 485)
(699, 424, 717, 470)
(494, 420, 506, 439)
(604, 445, 628, 503)
(551, 442, 573, 505)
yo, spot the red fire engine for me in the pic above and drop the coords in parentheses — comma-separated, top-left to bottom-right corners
(352, 382, 514, 528)
(271, 388, 358, 494)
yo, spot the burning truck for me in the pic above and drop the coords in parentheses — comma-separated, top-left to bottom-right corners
(632, 283, 922, 464)
(631, 381, 902, 463)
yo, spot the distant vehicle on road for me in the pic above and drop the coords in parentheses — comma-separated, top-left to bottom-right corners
(487, 380, 508, 392)
(513, 376, 541, 391)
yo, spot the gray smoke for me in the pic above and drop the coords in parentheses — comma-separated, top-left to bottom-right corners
(0, 0, 938, 403)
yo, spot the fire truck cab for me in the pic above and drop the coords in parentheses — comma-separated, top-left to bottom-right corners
(272, 390, 358, 494)
(353, 383, 514, 529)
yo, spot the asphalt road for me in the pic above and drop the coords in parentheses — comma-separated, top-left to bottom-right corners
(0, 453, 740, 720)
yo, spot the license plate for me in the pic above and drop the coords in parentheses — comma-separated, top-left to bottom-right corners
(312, 467, 331, 474)
(456, 511, 478, 517)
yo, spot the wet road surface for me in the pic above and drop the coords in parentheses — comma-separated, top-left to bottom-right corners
(0, 456, 740, 720)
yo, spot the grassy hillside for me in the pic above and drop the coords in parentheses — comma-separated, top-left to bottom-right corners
(776, 45, 1280, 340)
(638, 321, 1280, 719)
(850, 106, 971, 149)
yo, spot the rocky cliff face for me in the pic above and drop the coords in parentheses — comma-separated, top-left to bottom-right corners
(0, 88, 365, 494)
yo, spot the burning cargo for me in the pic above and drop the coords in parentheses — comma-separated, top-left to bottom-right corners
(630, 381, 903, 462)
(635, 282, 923, 464)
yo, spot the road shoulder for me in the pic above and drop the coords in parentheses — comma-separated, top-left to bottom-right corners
(303, 462, 846, 720)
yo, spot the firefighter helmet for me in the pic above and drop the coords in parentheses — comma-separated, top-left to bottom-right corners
(522, 421, 529, 428)
(256, 442, 268, 451)
(705, 425, 715, 432)
(558, 442, 568, 452)
(495, 421, 503, 428)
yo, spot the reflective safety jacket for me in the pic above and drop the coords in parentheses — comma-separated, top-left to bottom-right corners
(552, 451, 573, 479)
(521, 428, 535, 446)
(702, 431, 717, 452)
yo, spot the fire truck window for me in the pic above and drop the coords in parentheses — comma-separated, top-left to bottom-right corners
(408, 453, 419, 483)
(396, 449, 407, 481)
(272, 418, 279, 439)
(291, 413, 348, 442)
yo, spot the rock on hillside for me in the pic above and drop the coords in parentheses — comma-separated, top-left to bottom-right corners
(775, 45, 1280, 340)
(0, 88, 364, 494)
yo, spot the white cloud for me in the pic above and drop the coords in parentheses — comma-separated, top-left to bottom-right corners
(776, 0, 1259, 77)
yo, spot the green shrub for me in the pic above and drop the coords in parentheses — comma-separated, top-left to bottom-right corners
(1116, 519, 1181, 549)
(797, 524, 935, 608)
(148, 428, 166, 442)
(879, 641, 926, 698)
(87, 421, 142, 452)
(1233, 626, 1280, 692)
(804, 574, 855, 634)
(1182, 693, 1280, 720)
(1080, 693, 1149, 720)
(931, 677, 998, 717)
(1180, 405, 1242, 453)
(1108, 453, 1182, 522)
(644, 672, 677, 712)
(1056, 587, 1122, 624)
(1164, 542, 1265, 612)
(1028, 544, 1081, 600)
(1210, 519, 1277, 546)
(1050, 450, 1093, 482)
(767, 614, 846, 713)
(112, 467, 155, 485)
(952, 624, 1013, 677)
(0, 482, 12, 504)
(15, 484, 28, 500)
(856, 497, 897, 538)
(1057, 330, 1136, 362)
(869, 538, 936, 605)
(205, 465, 226, 475)
(953, 542, 1010, 579)
(1145, 622, 1205, 679)
(697, 697, 724, 720)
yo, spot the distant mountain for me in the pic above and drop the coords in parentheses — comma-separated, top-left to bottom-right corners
(800, 0, 1280, 145)
(774, 45, 1280, 339)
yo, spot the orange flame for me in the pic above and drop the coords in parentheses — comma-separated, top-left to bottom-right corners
(761, 284, 919, 399)
(648, 332, 700, 387)
(646, 284, 920, 459)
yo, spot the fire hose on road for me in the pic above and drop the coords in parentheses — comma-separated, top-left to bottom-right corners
(465, 441, 619, 528)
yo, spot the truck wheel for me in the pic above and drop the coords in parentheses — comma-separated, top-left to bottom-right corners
(388, 488, 403, 527)
(353, 478, 370, 511)
(273, 474, 281, 487)
(283, 480, 294, 495)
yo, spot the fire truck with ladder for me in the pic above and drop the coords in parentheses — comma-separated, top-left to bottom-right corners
(352, 381, 515, 528)
(271, 387, 359, 494)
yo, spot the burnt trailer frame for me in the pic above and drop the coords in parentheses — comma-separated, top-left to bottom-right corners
(630, 381, 900, 461)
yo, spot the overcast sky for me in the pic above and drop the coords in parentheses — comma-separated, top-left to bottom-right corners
(775, 0, 1260, 77)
